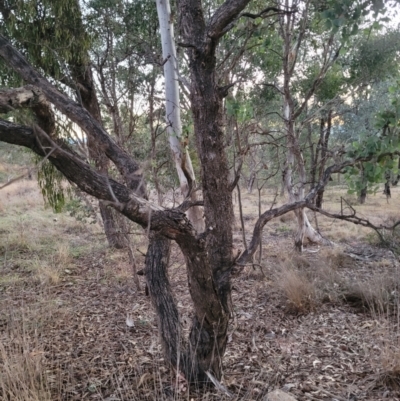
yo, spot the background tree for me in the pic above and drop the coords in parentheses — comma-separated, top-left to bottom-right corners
(0, 0, 129, 248)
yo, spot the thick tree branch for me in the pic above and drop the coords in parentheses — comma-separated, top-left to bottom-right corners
(207, 0, 252, 39)
(0, 85, 47, 113)
(0, 118, 197, 242)
(237, 199, 308, 265)
(0, 85, 57, 135)
(0, 34, 145, 195)
(241, 6, 291, 19)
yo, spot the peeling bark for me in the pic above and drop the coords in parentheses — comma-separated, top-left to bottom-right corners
(157, 0, 204, 233)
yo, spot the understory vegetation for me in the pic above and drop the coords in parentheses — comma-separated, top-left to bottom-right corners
(1, 0, 400, 399)
(2, 166, 400, 400)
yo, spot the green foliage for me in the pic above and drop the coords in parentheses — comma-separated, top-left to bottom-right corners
(64, 197, 97, 224)
(1, 0, 91, 80)
(226, 97, 254, 123)
(344, 80, 400, 194)
(299, 64, 344, 102)
(37, 159, 68, 213)
(319, 0, 388, 39)
(375, 81, 400, 132)
(348, 30, 400, 84)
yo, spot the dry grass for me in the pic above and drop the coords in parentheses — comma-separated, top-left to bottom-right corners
(319, 246, 353, 269)
(367, 319, 400, 392)
(3, 177, 400, 399)
(0, 334, 52, 401)
(376, 346, 400, 391)
(0, 180, 104, 290)
(0, 307, 56, 401)
(343, 273, 400, 315)
(276, 264, 317, 313)
(32, 259, 62, 286)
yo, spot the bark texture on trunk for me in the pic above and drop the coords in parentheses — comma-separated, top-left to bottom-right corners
(166, 0, 250, 380)
(315, 110, 332, 209)
(73, 64, 127, 249)
(145, 234, 183, 368)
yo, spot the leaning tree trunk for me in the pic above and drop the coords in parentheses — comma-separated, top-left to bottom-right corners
(1, 0, 126, 249)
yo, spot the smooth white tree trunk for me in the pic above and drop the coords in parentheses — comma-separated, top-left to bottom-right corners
(156, 0, 204, 233)
(283, 99, 329, 252)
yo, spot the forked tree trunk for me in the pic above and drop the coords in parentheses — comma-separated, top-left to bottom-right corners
(279, 3, 336, 252)
(145, 228, 232, 381)
(283, 102, 329, 252)
(144, 0, 250, 382)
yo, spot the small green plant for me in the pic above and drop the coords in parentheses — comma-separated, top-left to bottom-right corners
(277, 224, 291, 233)
(64, 197, 97, 224)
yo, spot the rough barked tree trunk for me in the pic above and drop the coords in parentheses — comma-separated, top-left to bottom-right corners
(143, 0, 251, 382)
(145, 233, 183, 368)
(72, 57, 127, 249)
(315, 110, 332, 208)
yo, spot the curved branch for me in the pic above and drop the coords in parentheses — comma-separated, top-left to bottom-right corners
(207, 0, 252, 39)
(0, 118, 197, 242)
(307, 203, 400, 233)
(0, 34, 144, 194)
(237, 199, 307, 265)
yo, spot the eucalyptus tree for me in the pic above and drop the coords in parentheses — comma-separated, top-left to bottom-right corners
(342, 29, 400, 202)
(253, 0, 396, 251)
(302, 64, 345, 208)
(0, 0, 396, 386)
(0, 0, 128, 248)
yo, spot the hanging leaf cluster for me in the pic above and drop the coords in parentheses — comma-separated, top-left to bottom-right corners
(37, 158, 69, 213)
(2, 0, 90, 80)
